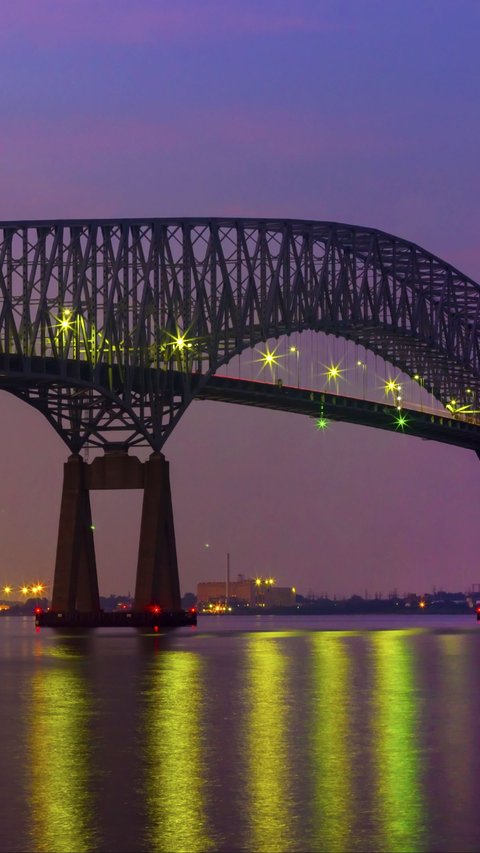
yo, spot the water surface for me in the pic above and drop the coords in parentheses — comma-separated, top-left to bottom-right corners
(1, 614, 479, 852)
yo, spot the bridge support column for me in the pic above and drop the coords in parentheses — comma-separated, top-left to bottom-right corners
(134, 453, 181, 611)
(51, 455, 100, 613)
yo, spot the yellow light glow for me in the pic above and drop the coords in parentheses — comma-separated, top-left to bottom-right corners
(21, 585, 29, 596)
(254, 344, 284, 373)
(3, 585, 11, 594)
(419, 600, 426, 609)
(55, 309, 75, 334)
(164, 325, 197, 359)
(323, 362, 346, 384)
(255, 578, 262, 586)
(384, 378, 400, 395)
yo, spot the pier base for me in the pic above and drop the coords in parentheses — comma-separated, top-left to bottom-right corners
(50, 451, 182, 621)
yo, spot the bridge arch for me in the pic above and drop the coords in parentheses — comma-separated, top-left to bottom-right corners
(0, 218, 478, 450)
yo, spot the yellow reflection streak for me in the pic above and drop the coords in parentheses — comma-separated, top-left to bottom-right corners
(29, 663, 96, 853)
(373, 631, 426, 852)
(437, 634, 472, 820)
(144, 651, 212, 853)
(310, 633, 353, 852)
(245, 635, 295, 853)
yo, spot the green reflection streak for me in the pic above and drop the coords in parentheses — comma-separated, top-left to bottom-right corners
(246, 634, 294, 853)
(373, 630, 425, 852)
(310, 633, 352, 853)
(145, 651, 212, 853)
(29, 664, 95, 853)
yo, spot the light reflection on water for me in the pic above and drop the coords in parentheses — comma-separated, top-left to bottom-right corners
(0, 615, 479, 853)
(143, 649, 213, 853)
(244, 634, 297, 852)
(27, 639, 99, 853)
(309, 632, 353, 853)
(372, 630, 426, 853)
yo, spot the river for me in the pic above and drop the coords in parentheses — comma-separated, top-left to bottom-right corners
(0, 613, 479, 853)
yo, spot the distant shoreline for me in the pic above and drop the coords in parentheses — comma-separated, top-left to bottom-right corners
(200, 604, 475, 617)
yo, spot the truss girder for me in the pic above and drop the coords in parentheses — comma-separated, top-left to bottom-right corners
(0, 218, 479, 450)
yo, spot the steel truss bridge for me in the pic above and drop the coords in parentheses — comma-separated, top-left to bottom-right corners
(1, 217, 480, 452)
(1, 217, 480, 617)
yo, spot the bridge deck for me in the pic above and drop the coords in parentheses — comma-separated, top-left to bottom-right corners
(196, 375, 480, 454)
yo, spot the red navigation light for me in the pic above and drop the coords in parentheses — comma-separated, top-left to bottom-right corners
(154, 625, 159, 632)
(146, 604, 161, 614)
(476, 606, 480, 614)
(34, 607, 43, 615)
(189, 607, 197, 614)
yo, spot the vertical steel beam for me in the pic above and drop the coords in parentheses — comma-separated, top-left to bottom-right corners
(134, 452, 181, 611)
(51, 454, 100, 612)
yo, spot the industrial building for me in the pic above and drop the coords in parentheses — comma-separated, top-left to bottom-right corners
(197, 575, 296, 610)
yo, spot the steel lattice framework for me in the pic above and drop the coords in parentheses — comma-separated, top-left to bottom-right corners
(0, 217, 479, 451)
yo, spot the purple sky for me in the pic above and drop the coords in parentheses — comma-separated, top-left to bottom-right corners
(1, 0, 480, 599)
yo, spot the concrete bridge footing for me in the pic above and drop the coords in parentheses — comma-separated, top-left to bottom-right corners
(51, 452, 181, 613)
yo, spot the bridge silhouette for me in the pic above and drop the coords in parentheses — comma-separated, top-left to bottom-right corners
(1, 218, 479, 620)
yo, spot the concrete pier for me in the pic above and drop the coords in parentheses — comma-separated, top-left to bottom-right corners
(51, 451, 181, 616)
(51, 455, 99, 613)
(134, 454, 181, 611)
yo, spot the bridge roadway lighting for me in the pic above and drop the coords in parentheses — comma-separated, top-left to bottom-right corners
(254, 344, 284, 376)
(384, 378, 401, 396)
(289, 345, 300, 385)
(322, 362, 346, 386)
